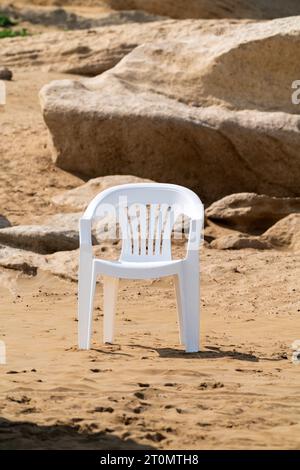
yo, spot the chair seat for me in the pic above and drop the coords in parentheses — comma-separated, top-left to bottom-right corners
(93, 258, 183, 279)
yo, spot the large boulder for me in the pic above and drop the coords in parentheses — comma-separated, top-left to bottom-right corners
(40, 17, 300, 204)
(206, 193, 300, 233)
(11, 0, 300, 19)
(0, 223, 80, 254)
(262, 214, 300, 251)
(0, 213, 118, 254)
(210, 213, 300, 251)
(104, 0, 300, 20)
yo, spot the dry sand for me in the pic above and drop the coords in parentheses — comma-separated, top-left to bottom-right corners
(0, 4, 300, 451)
(0, 248, 300, 449)
(0, 70, 82, 226)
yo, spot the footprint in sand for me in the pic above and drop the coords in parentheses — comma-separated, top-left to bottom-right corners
(92, 406, 114, 413)
(7, 394, 31, 404)
(198, 381, 224, 390)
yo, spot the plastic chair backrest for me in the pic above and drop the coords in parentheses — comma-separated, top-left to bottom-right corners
(83, 183, 204, 262)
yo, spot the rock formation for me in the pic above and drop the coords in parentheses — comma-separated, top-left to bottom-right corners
(0, 19, 238, 76)
(40, 17, 300, 203)
(206, 193, 300, 233)
(24, 0, 300, 20)
(262, 214, 300, 251)
(103, 0, 300, 20)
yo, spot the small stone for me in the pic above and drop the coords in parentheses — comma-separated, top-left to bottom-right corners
(0, 215, 11, 229)
(0, 67, 12, 81)
(210, 234, 272, 250)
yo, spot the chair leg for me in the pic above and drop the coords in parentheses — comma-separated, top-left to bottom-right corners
(174, 275, 185, 345)
(177, 264, 200, 353)
(78, 261, 96, 350)
(103, 276, 119, 344)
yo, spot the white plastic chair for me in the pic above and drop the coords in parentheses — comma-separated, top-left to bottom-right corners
(78, 183, 204, 353)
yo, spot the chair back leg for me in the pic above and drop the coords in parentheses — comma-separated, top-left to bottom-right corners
(174, 274, 185, 345)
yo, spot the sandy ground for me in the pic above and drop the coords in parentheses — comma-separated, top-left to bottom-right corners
(0, 249, 300, 449)
(0, 6, 300, 451)
(0, 70, 83, 226)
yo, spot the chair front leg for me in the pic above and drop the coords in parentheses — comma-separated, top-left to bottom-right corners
(178, 259, 200, 353)
(103, 276, 119, 344)
(78, 250, 95, 350)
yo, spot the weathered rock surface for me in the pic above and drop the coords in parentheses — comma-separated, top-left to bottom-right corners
(210, 213, 300, 251)
(204, 220, 245, 244)
(0, 245, 42, 276)
(0, 216, 11, 229)
(0, 19, 237, 76)
(103, 0, 300, 20)
(12, 0, 300, 19)
(206, 193, 300, 234)
(0, 211, 125, 254)
(40, 17, 300, 203)
(52, 174, 154, 210)
(0, 4, 164, 30)
(210, 234, 272, 250)
(262, 214, 300, 251)
(0, 212, 108, 254)
(0, 224, 80, 254)
(0, 244, 75, 280)
(0, 244, 119, 282)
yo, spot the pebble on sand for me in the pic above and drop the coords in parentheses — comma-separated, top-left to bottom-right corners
(0, 67, 13, 81)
